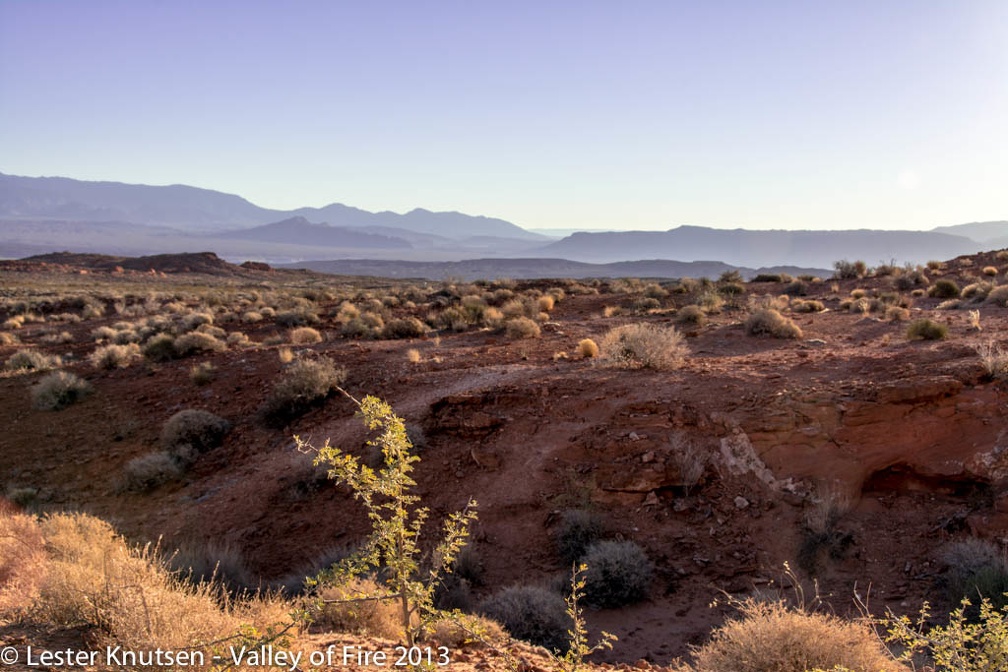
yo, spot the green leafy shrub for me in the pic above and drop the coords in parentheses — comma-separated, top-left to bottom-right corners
(906, 318, 948, 341)
(599, 323, 687, 370)
(299, 393, 478, 645)
(480, 585, 571, 652)
(31, 372, 91, 411)
(582, 540, 652, 608)
(885, 597, 1008, 672)
(744, 309, 803, 339)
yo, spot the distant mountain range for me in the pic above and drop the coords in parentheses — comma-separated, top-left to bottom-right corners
(0, 172, 1004, 277)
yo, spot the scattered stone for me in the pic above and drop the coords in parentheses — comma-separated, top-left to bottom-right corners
(734, 496, 750, 510)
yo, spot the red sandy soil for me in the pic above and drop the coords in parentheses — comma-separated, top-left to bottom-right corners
(2, 251, 1007, 667)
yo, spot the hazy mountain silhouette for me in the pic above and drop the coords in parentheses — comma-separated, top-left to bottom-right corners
(536, 225, 984, 268)
(931, 221, 1008, 243)
(0, 172, 542, 242)
(218, 216, 412, 249)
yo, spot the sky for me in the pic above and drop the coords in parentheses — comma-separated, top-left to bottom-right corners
(1, 1, 1007, 232)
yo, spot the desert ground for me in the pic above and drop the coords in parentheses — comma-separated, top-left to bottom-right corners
(2, 250, 1007, 670)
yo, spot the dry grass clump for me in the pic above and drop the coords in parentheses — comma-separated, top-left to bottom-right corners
(119, 451, 184, 492)
(674, 598, 906, 672)
(2, 315, 25, 330)
(275, 308, 320, 327)
(262, 356, 346, 425)
(538, 294, 556, 312)
(406, 348, 422, 363)
(744, 309, 803, 339)
(480, 585, 571, 652)
(942, 537, 1008, 614)
(6, 348, 61, 372)
(906, 318, 948, 341)
(600, 323, 687, 370)
(0, 505, 47, 617)
(314, 576, 402, 638)
(975, 340, 1008, 379)
(31, 371, 91, 411)
(505, 316, 541, 339)
(90, 343, 142, 369)
(582, 540, 652, 608)
(577, 338, 599, 358)
(160, 409, 231, 458)
(289, 326, 323, 345)
(29, 512, 239, 651)
(0, 332, 18, 345)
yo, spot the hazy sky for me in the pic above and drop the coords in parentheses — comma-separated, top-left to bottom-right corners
(2, 1, 1006, 232)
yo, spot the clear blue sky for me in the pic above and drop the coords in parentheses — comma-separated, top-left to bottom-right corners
(2, 1, 1006, 231)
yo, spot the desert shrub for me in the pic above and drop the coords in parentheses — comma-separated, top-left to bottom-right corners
(177, 311, 213, 333)
(600, 323, 687, 370)
(505, 316, 541, 339)
(382, 317, 427, 340)
(0, 332, 18, 345)
(679, 598, 905, 672)
(782, 280, 807, 297)
(577, 338, 599, 358)
(698, 289, 724, 313)
(792, 300, 824, 313)
(961, 282, 994, 301)
(582, 540, 652, 608)
(744, 308, 803, 339)
(275, 309, 319, 327)
(41, 330, 74, 345)
(142, 333, 178, 361)
(930, 279, 962, 299)
(289, 326, 323, 345)
(632, 296, 662, 312)
(975, 341, 1008, 379)
(895, 268, 930, 290)
(985, 285, 1008, 307)
(90, 343, 141, 369)
(31, 372, 91, 411)
(906, 318, 948, 341)
(718, 281, 746, 297)
(833, 259, 867, 280)
(539, 295, 556, 312)
(676, 304, 706, 327)
(6, 349, 60, 371)
(262, 356, 346, 424)
(174, 331, 226, 357)
(942, 537, 1008, 614)
(480, 585, 571, 652)
(227, 331, 250, 346)
(886, 306, 911, 322)
(342, 312, 384, 339)
(160, 409, 230, 458)
(751, 273, 785, 283)
(119, 451, 183, 492)
(555, 509, 607, 564)
(241, 311, 263, 323)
